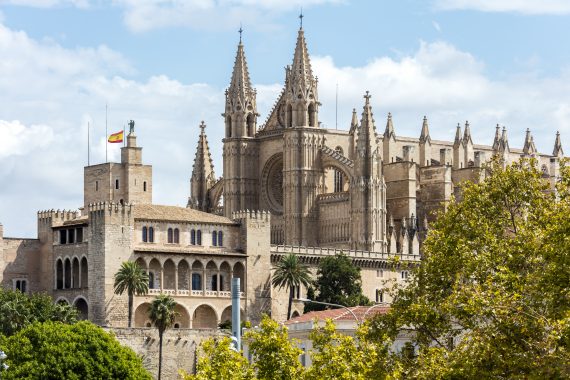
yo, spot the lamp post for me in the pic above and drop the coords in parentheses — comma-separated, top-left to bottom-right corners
(363, 302, 391, 319)
(295, 298, 359, 322)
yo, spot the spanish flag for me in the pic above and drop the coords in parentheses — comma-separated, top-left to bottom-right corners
(108, 130, 124, 143)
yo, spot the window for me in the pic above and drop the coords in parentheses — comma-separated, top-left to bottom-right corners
(148, 272, 155, 289)
(76, 228, 83, 243)
(211, 275, 218, 291)
(167, 228, 173, 243)
(191, 229, 196, 245)
(68, 229, 75, 244)
(401, 271, 409, 280)
(143, 181, 147, 192)
(115, 179, 120, 189)
(212, 231, 217, 247)
(376, 269, 383, 278)
(142, 226, 148, 242)
(59, 230, 67, 244)
(95, 181, 99, 191)
(218, 231, 223, 246)
(173, 228, 179, 244)
(149, 227, 154, 243)
(219, 275, 224, 291)
(376, 289, 383, 303)
(197, 230, 202, 245)
(192, 273, 202, 290)
(334, 170, 343, 192)
(14, 279, 27, 293)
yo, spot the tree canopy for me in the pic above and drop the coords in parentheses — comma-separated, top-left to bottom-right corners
(272, 254, 312, 320)
(0, 288, 77, 336)
(0, 321, 151, 380)
(114, 261, 149, 327)
(369, 158, 570, 378)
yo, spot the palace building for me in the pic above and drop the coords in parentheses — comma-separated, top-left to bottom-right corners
(0, 25, 564, 327)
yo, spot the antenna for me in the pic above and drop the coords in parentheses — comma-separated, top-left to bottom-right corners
(335, 83, 338, 130)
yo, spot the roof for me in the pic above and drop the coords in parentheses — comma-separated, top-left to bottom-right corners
(133, 204, 236, 225)
(285, 305, 390, 325)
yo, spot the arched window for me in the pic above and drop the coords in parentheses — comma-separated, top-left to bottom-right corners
(115, 179, 119, 189)
(192, 273, 202, 290)
(212, 231, 217, 247)
(148, 272, 155, 289)
(219, 275, 224, 291)
(167, 228, 173, 243)
(287, 104, 293, 128)
(247, 113, 255, 136)
(334, 170, 343, 192)
(149, 227, 154, 243)
(142, 226, 148, 242)
(191, 229, 196, 245)
(173, 228, 179, 244)
(308, 102, 316, 127)
(197, 230, 202, 245)
(218, 231, 223, 247)
(211, 275, 218, 291)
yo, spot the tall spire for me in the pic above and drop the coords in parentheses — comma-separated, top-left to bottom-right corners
(228, 37, 253, 100)
(350, 108, 359, 134)
(419, 116, 430, 143)
(523, 128, 537, 155)
(553, 131, 564, 157)
(492, 124, 501, 151)
(501, 126, 509, 151)
(463, 121, 472, 145)
(454, 123, 462, 146)
(190, 121, 216, 211)
(384, 112, 395, 139)
(357, 91, 378, 151)
(290, 26, 314, 89)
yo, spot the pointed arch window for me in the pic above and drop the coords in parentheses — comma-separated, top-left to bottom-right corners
(197, 230, 202, 245)
(148, 227, 154, 243)
(173, 228, 179, 244)
(142, 227, 148, 243)
(167, 228, 173, 243)
(191, 229, 196, 245)
(212, 231, 217, 247)
(218, 231, 223, 247)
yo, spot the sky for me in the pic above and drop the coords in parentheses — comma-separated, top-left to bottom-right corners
(1, 0, 570, 237)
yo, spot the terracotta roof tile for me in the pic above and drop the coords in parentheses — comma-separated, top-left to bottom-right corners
(285, 305, 390, 324)
(133, 204, 236, 225)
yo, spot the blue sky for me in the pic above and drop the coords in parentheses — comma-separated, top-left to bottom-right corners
(2, 0, 570, 237)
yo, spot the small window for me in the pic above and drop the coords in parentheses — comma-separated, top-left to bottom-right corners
(174, 323, 180, 329)
(173, 228, 179, 244)
(76, 228, 83, 243)
(197, 230, 202, 245)
(218, 231, 223, 247)
(376, 270, 383, 278)
(191, 229, 196, 245)
(68, 229, 75, 244)
(212, 231, 217, 247)
(60, 230, 67, 244)
(401, 271, 409, 280)
(143, 181, 147, 192)
(149, 227, 154, 243)
(211, 274, 218, 291)
(142, 226, 148, 242)
(167, 228, 173, 244)
(376, 289, 383, 303)
(115, 179, 119, 189)
(192, 273, 202, 290)
(95, 181, 99, 191)
(14, 279, 27, 293)
(146, 322, 152, 328)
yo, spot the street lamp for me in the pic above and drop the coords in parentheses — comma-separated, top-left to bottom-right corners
(295, 298, 359, 322)
(363, 302, 391, 319)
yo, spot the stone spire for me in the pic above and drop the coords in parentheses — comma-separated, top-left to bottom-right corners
(350, 108, 359, 133)
(501, 126, 509, 151)
(419, 116, 431, 143)
(523, 128, 537, 155)
(224, 33, 257, 138)
(492, 124, 501, 151)
(463, 121, 472, 145)
(356, 92, 379, 158)
(384, 112, 395, 139)
(454, 123, 463, 147)
(190, 121, 216, 211)
(553, 131, 564, 157)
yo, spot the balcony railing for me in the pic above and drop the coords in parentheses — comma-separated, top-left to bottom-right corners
(146, 288, 245, 298)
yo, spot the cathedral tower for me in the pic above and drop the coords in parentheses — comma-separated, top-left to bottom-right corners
(222, 34, 260, 217)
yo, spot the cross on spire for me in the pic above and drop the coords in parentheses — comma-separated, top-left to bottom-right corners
(199, 121, 206, 133)
(299, 9, 304, 29)
(238, 24, 243, 43)
(364, 90, 371, 101)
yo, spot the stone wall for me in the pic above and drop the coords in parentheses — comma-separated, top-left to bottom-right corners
(107, 327, 223, 380)
(0, 224, 41, 292)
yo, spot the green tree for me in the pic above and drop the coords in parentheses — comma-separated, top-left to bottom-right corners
(314, 253, 370, 308)
(244, 315, 305, 380)
(0, 321, 151, 379)
(180, 336, 255, 380)
(113, 261, 149, 327)
(272, 254, 312, 320)
(149, 294, 177, 380)
(0, 288, 77, 336)
(369, 158, 570, 378)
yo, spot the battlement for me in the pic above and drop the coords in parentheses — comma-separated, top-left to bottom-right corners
(37, 209, 82, 226)
(232, 210, 271, 222)
(87, 201, 133, 214)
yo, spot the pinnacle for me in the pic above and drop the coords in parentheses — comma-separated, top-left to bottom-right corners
(384, 112, 394, 138)
(228, 39, 253, 97)
(191, 121, 215, 186)
(454, 123, 462, 146)
(420, 116, 430, 143)
(523, 128, 536, 155)
(553, 131, 564, 157)
(291, 27, 314, 84)
(356, 91, 378, 151)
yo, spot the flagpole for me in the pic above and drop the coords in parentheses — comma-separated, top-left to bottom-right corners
(335, 82, 338, 130)
(87, 121, 90, 166)
(123, 123, 126, 147)
(105, 104, 108, 163)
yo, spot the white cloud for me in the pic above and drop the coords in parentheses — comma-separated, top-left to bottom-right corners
(0, 120, 54, 158)
(113, 0, 342, 32)
(434, 0, 570, 15)
(0, 0, 90, 8)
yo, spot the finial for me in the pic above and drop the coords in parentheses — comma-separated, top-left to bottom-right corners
(199, 121, 206, 133)
(364, 90, 371, 102)
(423, 115, 427, 121)
(238, 24, 243, 43)
(299, 8, 304, 29)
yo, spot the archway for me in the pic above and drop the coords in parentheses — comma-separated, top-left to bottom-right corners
(206, 261, 218, 291)
(163, 259, 175, 290)
(74, 297, 88, 320)
(178, 260, 190, 291)
(173, 304, 190, 328)
(80, 257, 88, 288)
(220, 305, 246, 326)
(148, 258, 161, 289)
(134, 302, 152, 327)
(219, 262, 231, 292)
(233, 262, 245, 290)
(192, 261, 203, 291)
(72, 258, 80, 289)
(56, 259, 63, 290)
(64, 258, 71, 289)
(193, 304, 217, 329)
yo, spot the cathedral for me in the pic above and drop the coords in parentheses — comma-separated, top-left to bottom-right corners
(0, 25, 564, 329)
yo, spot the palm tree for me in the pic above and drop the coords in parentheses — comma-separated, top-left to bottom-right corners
(113, 261, 149, 328)
(149, 294, 177, 380)
(272, 253, 312, 320)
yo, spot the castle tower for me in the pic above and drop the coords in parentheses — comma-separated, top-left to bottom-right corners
(189, 122, 216, 211)
(283, 26, 319, 128)
(419, 116, 431, 166)
(282, 26, 324, 246)
(222, 34, 260, 217)
(84, 121, 152, 208)
(350, 92, 386, 251)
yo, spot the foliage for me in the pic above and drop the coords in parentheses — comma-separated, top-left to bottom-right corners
(149, 294, 177, 380)
(218, 319, 252, 330)
(244, 315, 306, 380)
(369, 158, 570, 378)
(313, 253, 371, 309)
(0, 288, 77, 337)
(180, 336, 255, 380)
(0, 321, 151, 380)
(272, 254, 312, 320)
(113, 261, 149, 328)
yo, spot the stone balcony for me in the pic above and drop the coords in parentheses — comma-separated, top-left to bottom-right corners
(147, 288, 245, 298)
